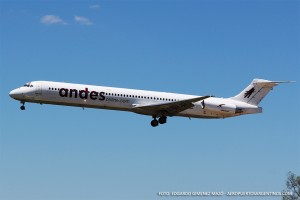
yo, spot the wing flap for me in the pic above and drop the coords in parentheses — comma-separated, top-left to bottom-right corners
(133, 95, 211, 116)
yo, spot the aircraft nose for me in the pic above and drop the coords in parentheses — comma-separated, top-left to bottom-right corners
(9, 89, 23, 99)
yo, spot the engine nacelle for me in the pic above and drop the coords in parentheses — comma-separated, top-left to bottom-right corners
(203, 102, 237, 114)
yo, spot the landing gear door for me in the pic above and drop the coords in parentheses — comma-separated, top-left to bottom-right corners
(35, 83, 42, 96)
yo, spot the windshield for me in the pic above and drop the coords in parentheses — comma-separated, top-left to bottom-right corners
(23, 82, 33, 87)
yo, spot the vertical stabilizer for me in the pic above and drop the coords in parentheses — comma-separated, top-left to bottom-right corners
(231, 79, 291, 106)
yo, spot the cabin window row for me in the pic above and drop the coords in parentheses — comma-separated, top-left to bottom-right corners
(49, 87, 60, 90)
(104, 92, 177, 101)
(48, 87, 178, 101)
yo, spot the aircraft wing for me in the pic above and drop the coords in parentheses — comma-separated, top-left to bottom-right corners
(133, 96, 211, 116)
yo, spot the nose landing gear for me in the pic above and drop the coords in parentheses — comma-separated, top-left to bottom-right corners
(20, 102, 25, 110)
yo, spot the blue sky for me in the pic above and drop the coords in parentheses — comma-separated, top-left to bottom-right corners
(0, 0, 299, 200)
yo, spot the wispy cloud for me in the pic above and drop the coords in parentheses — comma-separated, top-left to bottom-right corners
(74, 15, 93, 26)
(40, 15, 67, 25)
(89, 4, 100, 9)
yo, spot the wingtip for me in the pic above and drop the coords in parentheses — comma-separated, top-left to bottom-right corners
(202, 95, 214, 98)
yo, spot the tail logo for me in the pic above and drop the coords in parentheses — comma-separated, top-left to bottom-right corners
(244, 87, 255, 98)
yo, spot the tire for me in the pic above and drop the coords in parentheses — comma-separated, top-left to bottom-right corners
(158, 116, 167, 124)
(151, 119, 159, 127)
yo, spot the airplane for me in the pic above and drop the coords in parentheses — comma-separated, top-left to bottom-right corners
(9, 79, 292, 127)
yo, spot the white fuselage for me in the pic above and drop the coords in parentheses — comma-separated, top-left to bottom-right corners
(9, 81, 262, 119)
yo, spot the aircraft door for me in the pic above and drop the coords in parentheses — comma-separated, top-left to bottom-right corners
(35, 83, 42, 96)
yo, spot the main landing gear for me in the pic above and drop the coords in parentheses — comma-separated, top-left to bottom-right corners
(20, 102, 25, 110)
(150, 116, 167, 127)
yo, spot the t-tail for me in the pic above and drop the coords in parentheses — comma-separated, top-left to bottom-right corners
(231, 79, 293, 106)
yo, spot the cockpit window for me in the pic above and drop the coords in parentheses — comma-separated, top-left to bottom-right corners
(23, 82, 33, 87)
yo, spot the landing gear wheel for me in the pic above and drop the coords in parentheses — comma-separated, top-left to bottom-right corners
(158, 116, 167, 124)
(20, 102, 25, 110)
(151, 119, 159, 127)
